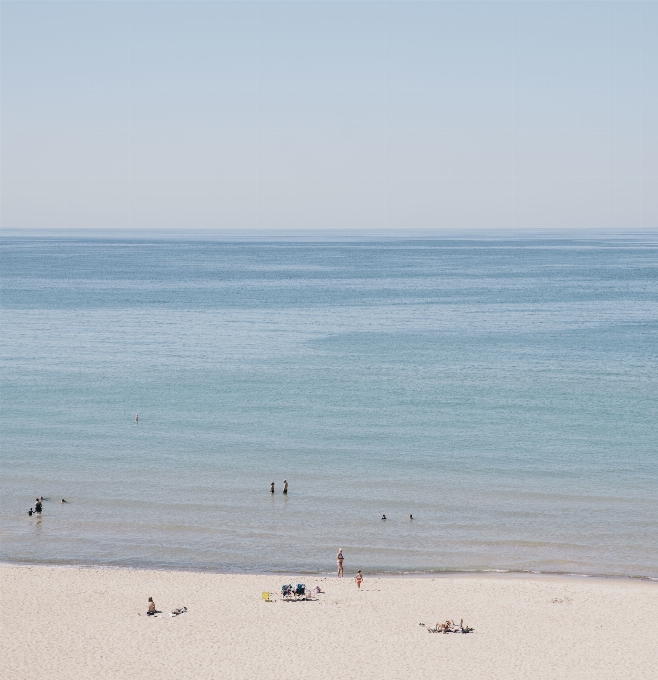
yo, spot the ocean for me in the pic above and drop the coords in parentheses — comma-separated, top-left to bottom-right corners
(1, 233, 657, 578)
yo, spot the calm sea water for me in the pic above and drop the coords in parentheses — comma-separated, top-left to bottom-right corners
(1, 234, 657, 578)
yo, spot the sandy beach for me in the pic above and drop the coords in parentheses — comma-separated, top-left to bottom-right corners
(1, 565, 656, 680)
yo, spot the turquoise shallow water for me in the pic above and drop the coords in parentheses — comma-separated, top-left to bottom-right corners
(1, 234, 657, 577)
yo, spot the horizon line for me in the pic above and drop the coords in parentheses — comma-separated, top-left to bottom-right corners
(2, 227, 658, 243)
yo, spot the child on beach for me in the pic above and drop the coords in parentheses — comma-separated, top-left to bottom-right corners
(355, 570, 363, 589)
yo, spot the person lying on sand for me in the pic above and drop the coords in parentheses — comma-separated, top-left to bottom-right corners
(439, 619, 461, 633)
(430, 619, 473, 633)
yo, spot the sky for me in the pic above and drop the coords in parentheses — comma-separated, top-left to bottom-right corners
(1, 1, 656, 232)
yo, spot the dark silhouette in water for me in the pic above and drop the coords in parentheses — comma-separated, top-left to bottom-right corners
(283, 479, 288, 495)
(28, 508, 33, 516)
(35, 499, 42, 514)
(270, 482, 274, 494)
(381, 514, 386, 520)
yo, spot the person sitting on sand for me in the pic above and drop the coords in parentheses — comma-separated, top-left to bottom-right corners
(147, 597, 156, 615)
(355, 570, 363, 589)
(336, 549, 344, 577)
(453, 618, 473, 633)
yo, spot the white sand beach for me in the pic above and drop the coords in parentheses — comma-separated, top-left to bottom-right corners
(1, 565, 656, 680)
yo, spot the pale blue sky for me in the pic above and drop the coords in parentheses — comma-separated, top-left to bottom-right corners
(1, 1, 656, 231)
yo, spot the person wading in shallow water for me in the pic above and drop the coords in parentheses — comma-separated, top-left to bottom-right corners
(283, 480, 288, 495)
(270, 482, 275, 494)
(35, 499, 42, 514)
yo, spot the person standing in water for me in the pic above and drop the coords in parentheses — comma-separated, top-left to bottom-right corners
(283, 480, 288, 495)
(270, 482, 275, 494)
(336, 549, 344, 577)
(35, 499, 42, 514)
(355, 570, 363, 589)
(135, 414, 138, 423)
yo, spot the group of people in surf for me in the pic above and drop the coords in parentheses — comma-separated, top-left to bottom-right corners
(27, 496, 68, 515)
(269, 480, 288, 495)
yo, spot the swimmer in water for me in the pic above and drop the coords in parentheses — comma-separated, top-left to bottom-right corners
(283, 479, 288, 495)
(28, 508, 33, 516)
(381, 514, 386, 520)
(270, 482, 274, 494)
(61, 499, 68, 503)
(409, 514, 413, 520)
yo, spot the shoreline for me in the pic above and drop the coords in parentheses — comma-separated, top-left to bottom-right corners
(2, 559, 656, 585)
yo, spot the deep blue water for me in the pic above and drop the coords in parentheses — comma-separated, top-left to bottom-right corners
(1, 234, 657, 578)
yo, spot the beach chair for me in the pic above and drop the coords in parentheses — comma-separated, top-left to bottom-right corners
(294, 584, 306, 599)
(281, 584, 293, 599)
(262, 592, 272, 602)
